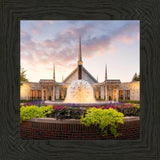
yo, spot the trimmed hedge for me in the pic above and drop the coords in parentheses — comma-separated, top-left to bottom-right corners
(20, 99, 42, 103)
(118, 99, 140, 104)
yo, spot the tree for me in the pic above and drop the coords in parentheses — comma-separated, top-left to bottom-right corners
(132, 72, 140, 81)
(137, 74, 140, 81)
(20, 68, 28, 85)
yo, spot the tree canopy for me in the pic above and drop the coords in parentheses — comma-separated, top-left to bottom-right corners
(20, 68, 28, 85)
(132, 72, 140, 82)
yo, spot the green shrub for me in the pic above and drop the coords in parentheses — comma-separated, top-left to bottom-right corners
(20, 99, 42, 103)
(20, 105, 53, 123)
(48, 107, 86, 119)
(116, 104, 140, 116)
(80, 107, 124, 137)
(118, 106, 140, 116)
(119, 99, 140, 104)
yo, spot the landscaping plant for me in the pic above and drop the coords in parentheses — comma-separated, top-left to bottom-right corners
(48, 106, 86, 119)
(93, 104, 140, 116)
(80, 107, 124, 137)
(20, 105, 53, 123)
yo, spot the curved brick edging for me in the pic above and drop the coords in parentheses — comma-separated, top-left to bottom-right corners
(20, 117, 140, 140)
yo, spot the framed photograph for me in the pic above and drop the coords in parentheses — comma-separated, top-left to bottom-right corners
(1, 0, 159, 160)
(20, 20, 140, 140)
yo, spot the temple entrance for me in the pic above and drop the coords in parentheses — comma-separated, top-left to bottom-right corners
(113, 89, 117, 101)
(43, 90, 46, 100)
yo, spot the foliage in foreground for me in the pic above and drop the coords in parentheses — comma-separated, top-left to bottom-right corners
(94, 104, 140, 116)
(20, 99, 43, 103)
(20, 100, 45, 107)
(80, 107, 124, 137)
(118, 99, 140, 104)
(47, 106, 86, 119)
(20, 105, 53, 123)
(20, 103, 139, 123)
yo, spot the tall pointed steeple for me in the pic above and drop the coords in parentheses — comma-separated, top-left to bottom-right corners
(78, 36, 83, 79)
(78, 36, 83, 65)
(53, 64, 55, 81)
(105, 64, 107, 81)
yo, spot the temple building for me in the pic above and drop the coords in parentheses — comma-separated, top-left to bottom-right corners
(20, 38, 140, 102)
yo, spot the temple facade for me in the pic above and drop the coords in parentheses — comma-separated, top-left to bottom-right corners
(20, 38, 140, 102)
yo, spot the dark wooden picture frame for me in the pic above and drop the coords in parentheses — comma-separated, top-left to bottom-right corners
(0, 0, 159, 159)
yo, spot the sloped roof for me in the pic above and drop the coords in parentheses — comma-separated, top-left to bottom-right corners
(62, 66, 98, 83)
(62, 67, 77, 83)
(82, 67, 98, 83)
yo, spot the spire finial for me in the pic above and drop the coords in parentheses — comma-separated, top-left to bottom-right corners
(53, 64, 55, 81)
(97, 75, 98, 81)
(105, 64, 107, 81)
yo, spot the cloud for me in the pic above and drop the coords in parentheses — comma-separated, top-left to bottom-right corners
(21, 21, 139, 81)
(32, 28, 41, 35)
(120, 36, 135, 44)
(61, 23, 95, 37)
(37, 20, 54, 27)
(21, 30, 32, 44)
(137, 32, 140, 40)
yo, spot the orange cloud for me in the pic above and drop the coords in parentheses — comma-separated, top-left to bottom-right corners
(120, 36, 135, 44)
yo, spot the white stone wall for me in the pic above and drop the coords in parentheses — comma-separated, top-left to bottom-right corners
(119, 81, 140, 101)
(20, 82, 42, 100)
(20, 80, 140, 101)
(56, 86, 60, 99)
(100, 86, 104, 99)
(20, 83, 30, 100)
(130, 82, 140, 101)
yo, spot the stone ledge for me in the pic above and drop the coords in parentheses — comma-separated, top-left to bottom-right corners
(44, 101, 119, 107)
(26, 116, 140, 124)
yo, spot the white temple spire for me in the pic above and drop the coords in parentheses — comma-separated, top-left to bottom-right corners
(78, 36, 83, 79)
(78, 36, 83, 66)
(105, 64, 107, 81)
(79, 36, 82, 62)
(53, 64, 55, 81)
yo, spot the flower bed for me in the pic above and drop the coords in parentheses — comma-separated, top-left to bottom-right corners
(93, 104, 140, 116)
(20, 103, 140, 122)
(20, 100, 45, 107)
(20, 103, 140, 139)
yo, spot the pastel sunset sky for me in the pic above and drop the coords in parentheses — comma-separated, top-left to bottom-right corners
(20, 20, 140, 83)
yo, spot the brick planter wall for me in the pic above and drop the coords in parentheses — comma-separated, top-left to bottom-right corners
(20, 117, 140, 140)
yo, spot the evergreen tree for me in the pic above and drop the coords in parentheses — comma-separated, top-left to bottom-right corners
(20, 68, 28, 85)
(137, 74, 140, 81)
(132, 72, 140, 81)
